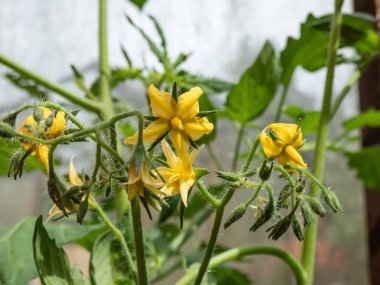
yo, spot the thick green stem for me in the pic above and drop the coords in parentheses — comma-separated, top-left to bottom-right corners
(176, 246, 306, 285)
(131, 197, 148, 285)
(275, 85, 289, 122)
(0, 54, 101, 112)
(90, 196, 138, 284)
(301, 1, 343, 284)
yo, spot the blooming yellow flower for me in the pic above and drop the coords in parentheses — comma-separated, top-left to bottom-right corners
(47, 158, 92, 221)
(126, 160, 164, 203)
(124, 84, 213, 152)
(260, 123, 307, 168)
(156, 139, 201, 206)
(17, 107, 66, 171)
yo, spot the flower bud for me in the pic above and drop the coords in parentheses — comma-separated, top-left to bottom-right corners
(259, 159, 273, 181)
(305, 197, 327, 217)
(321, 188, 342, 213)
(268, 214, 293, 240)
(216, 171, 241, 182)
(300, 201, 314, 227)
(292, 216, 304, 241)
(224, 204, 247, 229)
(44, 114, 54, 128)
(250, 192, 275, 232)
(33, 105, 43, 123)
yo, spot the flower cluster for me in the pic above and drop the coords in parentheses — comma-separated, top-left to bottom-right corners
(125, 84, 212, 206)
(16, 107, 66, 171)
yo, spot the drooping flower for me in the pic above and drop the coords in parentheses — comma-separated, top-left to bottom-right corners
(17, 107, 66, 171)
(47, 158, 92, 221)
(126, 160, 164, 201)
(260, 123, 307, 168)
(124, 84, 213, 152)
(156, 139, 201, 206)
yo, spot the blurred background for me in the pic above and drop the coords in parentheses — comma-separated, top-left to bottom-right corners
(0, 0, 369, 284)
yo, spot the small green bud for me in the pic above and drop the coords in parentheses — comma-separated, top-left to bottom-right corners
(250, 192, 275, 232)
(44, 114, 54, 128)
(268, 214, 293, 240)
(216, 171, 241, 183)
(292, 216, 304, 241)
(33, 105, 43, 122)
(295, 178, 306, 193)
(259, 159, 273, 181)
(300, 201, 314, 227)
(276, 184, 290, 210)
(321, 188, 342, 213)
(241, 168, 257, 178)
(305, 197, 327, 217)
(224, 204, 247, 229)
(77, 198, 89, 224)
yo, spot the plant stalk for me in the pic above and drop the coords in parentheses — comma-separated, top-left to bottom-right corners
(300, 1, 344, 284)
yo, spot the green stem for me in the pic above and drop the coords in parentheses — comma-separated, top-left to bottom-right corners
(244, 183, 263, 207)
(301, 1, 343, 284)
(329, 52, 379, 121)
(232, 124, 245, 171)
(0, 54, 101, 112)
(275, 85, 289, 122)
(241, 135, 260, 173)
(275, 165, 296, 208)
(176, 246, 306, 285)
(131, 197, 148, 285)
(89, 196, 138, 284)
(196, 181, 221, 208)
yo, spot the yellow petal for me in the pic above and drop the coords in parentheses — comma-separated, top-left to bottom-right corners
(17, 115, 37, 135)
(46, 205, 63, 222)
(36, 144, 49, 171)
(124, 119, 170, 145)
(259, 130, 284, 158)
(182, 117, 214, 141)
(169, 129, 190, 158)
(40, 107, 52, 119)
(69, 157, 84, 186)
(189, 146, 202, 164)
(148, 84, 176, 120)
(127, 160, 141, 185)
(176, 87, 203, 120)
(160, 181, 179, 196)
(128, 182, 141, 201)
(279, 145, 307, 168)
(161, 140, 180, 169)
(48, 111, 66, 137)
(179, 178, 195, 207)
(267, 123, 298, 145)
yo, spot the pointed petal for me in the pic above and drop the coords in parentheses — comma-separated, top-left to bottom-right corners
(189, 145, 203, 164)
(124, 119, 170, 145)
(128, 183, 140, 201)
(182, 117, 214, 141)
(280, 145, 307, 168)
(36, 144, 49, 171)
(260, 129, 284, 158)
(127, 160, 141, 185)
(160, 181, 179, 196)
(161, 140, 180, 169)
(17, 115, 37, 135)
(176, 87, 203, 120)
(69, 157, 84, 186)
(40, 107, 52, 119)
(46, 205, 62, 222)
(267, 123, 298, 145)
(169, 129, 190, 158)
(48, 111, 66, 137)
(148, 84, 176, 120)
(179, 178, 195, 207)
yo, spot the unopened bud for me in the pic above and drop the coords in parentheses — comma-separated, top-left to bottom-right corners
(224, 204, 247, 229)
(295, 179, 306, 193)
(44, 114, 54, 128)
(259, 159, 273, 181)
(322, 188, 342, 213)
(305, 197, 327, 217)
(292, 216, 304, 241)
(241, 168, 257, 178)
(33, 106, 43, 123)
(250, 192, 275, 232)
(216, 171, 241, 183)
(300, 201, 314, 227)
(268, 214, 293, 240)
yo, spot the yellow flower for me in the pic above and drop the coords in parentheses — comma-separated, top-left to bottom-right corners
(260, 123, 307, 168)
(124, 84, 213, 152)
(126, 160, 164, 203)
(17, 107, 66, 171)
(47, 158, 92, 221)
(156, 139, 201, 206)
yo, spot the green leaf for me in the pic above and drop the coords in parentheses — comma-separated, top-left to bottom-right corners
(283, 106, 320, 133)
(346, 146, 380, 191)
(33, 216, 87, 285)
(180, 73, 232, 94)
(5, 73, 48, 101)
(343, 109, 380, 131)
(129, 0, 148, 10)
(0, 217, 38, 285)
(226, 41, 280, 123)
(90, 232, 114, 285)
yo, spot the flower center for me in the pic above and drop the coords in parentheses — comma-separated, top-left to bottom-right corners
(170, 117, 184, 131)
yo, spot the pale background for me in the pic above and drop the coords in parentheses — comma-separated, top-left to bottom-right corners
(0, 0, 368, 284)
